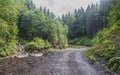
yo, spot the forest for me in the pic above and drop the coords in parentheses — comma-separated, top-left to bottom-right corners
(0, 0, 120, 74)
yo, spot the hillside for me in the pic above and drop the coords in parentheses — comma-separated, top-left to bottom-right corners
(85, 0, 120, 74)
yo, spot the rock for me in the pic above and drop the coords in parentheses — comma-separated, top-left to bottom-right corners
(30, 53, 43, 57)
(9, 73, 14, 75)
(16, 53, 29, 58)
(47, 53, 51, 56)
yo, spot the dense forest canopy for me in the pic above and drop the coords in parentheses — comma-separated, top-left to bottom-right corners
(62, 0, 112, 44)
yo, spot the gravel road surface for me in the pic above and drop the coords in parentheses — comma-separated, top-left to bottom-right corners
(0, 47, 109, 75)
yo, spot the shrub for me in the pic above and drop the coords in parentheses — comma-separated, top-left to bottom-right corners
(44, 40, 51, 48)
(25, 42, 38, 51)
(33, 38, 45, 49)
(115, 20, 120, 26)
(0, 44, 16, 57)
(108, 57, 120, 73)
(0, 19, 17, 57)
(25, 38, 51, 51)
(85, 25, 120, 74)
(92, 28, 111, 45)
(94, 40, 116, 59)
(85, 48, 96, 62)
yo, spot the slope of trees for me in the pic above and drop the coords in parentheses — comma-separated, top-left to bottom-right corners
(0, 0, 68, 57)
(0, 0, 19, 56)
(18, 8, 68, 49)
(85, 0, 120, 74)
(62, 0, 112, 45)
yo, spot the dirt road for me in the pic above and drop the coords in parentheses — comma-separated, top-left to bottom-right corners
(51, 47, 106, 75)
(0, 47, 109, 75)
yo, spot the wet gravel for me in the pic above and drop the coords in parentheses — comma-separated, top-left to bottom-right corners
(0, 47, 111, 75)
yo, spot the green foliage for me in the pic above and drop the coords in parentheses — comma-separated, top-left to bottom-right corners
(108, 57, 120, 73)
(0, 19, 9, 46)
(18, 10, 46, 40)
(111, 24, 120, 34)
(87, 25, 119, 58)
(25, 42, 38, 51)
(45, 40, 51, 48)
(33, 38, 45, 49)
(62, 1, 112, 39)
(108, 0, 120, 26)
(92, 28, 111, 44)
(25, 38, 51, 51)
(86, 24, 120, 74)
(115, 20, 120, 26)
(69, 37, 92, 46)
(86, 1, 120, 73)
(0, 44, 16, 57)
(0, 19, 17, 57)
(0, 0, 25, 57)
(85, 48, 96, 62)
(62, 14, 76, 28)
(18, 9, 68, 48)
(94, 40, 116, 59)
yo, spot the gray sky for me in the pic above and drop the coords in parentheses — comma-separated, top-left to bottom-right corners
(33, 0, 100, 17)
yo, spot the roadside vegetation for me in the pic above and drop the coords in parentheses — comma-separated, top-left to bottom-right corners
(85, 0, 120, 74)
(0, 0, 68, 57)
(25, 37, 51, 51)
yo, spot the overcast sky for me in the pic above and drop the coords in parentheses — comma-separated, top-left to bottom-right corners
(33, 0, 100, 17)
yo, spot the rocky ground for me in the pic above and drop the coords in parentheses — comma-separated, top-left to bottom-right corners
(0, 47, 112, 75)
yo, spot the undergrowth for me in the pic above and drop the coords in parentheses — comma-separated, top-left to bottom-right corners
(85, 25, 120, 74)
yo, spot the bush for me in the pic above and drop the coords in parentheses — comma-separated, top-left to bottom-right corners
(44, 40, 51, 48)
(85, 25, 120, 74)
(94, 40, 116, 59)
(85, 48, 96, 62)
(92, 28, 111, 44)
(25, 42, 38, 51)
(25, 38, 51, 51)
(33, 38, 45, 49)
(115, 20, 120, 26)
(0, 44, 16, 57)
(0, 19, 17, 57)
(108, 57, 120, 73)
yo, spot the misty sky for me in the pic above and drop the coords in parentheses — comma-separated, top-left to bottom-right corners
(33, 0, 100, 17)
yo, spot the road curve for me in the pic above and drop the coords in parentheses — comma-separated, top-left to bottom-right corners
(0, 47, 108, 75)
(51, 47, 106, 75)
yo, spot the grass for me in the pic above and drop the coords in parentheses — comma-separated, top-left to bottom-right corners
(47, 45, 84, 52)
